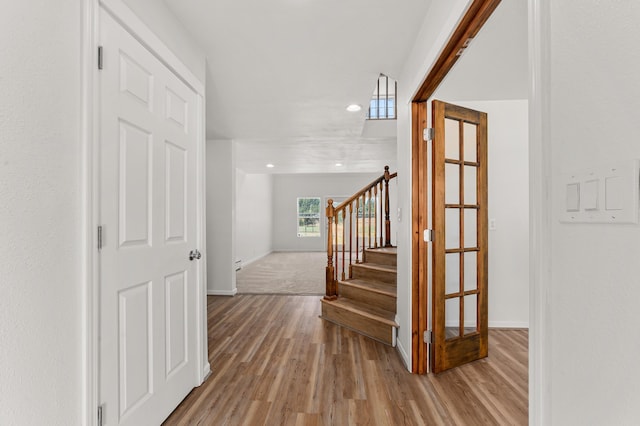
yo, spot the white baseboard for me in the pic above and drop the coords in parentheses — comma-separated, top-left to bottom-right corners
(396, 337, 411, 372)
(488, 321, 529, 329)
(200, 362, 211, 385)
(444, 320, 529, 329)
(207, 288, 238, 296)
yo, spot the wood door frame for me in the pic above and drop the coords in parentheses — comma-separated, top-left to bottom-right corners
(410, 0, 502, 374)
(82, 1, 209, 423)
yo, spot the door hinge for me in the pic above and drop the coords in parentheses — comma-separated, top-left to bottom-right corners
(97, 226, 103, 251)
(423, 330, 432, 344)
(423, 127, 434, 142)
(423, 229, 433, 243)
(98, 46, 103, 70)
(97, 405, 104, 426)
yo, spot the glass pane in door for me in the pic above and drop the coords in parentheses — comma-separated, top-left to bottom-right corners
(445, 297, 460, 340)
(463, 122, 477, 163)
(464, 294, 478, 335)
(445, 253, 460, 295)
(445, 118, 460, 160)
(464, 209, 477, 248)
(445, 164, 460, 204)
(464, 166, 477, 205)
(464, 252, 478, 292)
(445, 208, 460, 249)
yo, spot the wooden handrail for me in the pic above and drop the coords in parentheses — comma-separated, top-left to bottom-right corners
(331, 168, 397, 213)
(324, 166, 397, 300)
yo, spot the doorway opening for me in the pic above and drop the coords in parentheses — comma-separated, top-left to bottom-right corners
(410, 0, 529, 373)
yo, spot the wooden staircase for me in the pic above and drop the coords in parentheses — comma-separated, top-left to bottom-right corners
(321, 247, 398, 346)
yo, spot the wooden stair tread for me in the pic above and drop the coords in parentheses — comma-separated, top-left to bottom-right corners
(322, 297, 397, 327)
(338, 279, 396, 297)
(322, 243, 398, 344)
(352, 262, 396, 273)
(365, 247, 397, 254)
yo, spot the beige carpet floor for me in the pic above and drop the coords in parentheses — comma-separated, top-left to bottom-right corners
(236, 251, 327, 295)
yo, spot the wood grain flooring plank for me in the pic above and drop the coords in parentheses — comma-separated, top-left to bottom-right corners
(163, 295, 528, 426)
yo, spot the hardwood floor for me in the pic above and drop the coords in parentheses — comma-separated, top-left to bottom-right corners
(164, 295, 528, 425)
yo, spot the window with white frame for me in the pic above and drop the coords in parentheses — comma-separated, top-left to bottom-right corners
(297, 197, 321, 237)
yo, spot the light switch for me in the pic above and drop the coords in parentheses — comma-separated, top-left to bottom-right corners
(560, 160, 639, 224)
(566, 183, 580, 212)
(605, 176, 623, 210)
(582, 179, 599, 211)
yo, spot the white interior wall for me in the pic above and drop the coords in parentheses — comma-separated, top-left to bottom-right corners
(1, 2, 207, 423)
(548, 1, 640, 423)
(0, 3, 83, 424)
(122, 0, 206, 83)
(236, 170, 274, 266)
(272, 173, 383, 251)
(206, 140, 237, 295)
(430, 99, 529, 328)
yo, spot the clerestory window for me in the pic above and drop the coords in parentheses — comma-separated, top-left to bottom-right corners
(366, 74, 397, 120)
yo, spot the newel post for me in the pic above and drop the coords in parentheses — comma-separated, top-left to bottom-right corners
(324, 199, 337, 300)
(384, 165, 392, 247)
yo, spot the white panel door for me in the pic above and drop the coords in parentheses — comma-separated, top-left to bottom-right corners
(99, 8, 199, 425)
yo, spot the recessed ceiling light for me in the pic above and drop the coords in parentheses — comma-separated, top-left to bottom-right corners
(335, 163, 343, 167)
(346, 104, 361, 112)
(266, 163, 275, 168)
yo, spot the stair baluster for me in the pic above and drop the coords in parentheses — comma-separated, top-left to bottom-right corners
(324, 200, 336, 300)
(384, 166, 392, 247)
(348, 203, 353, 278)
(324, 166, 397, 303)
(355, 197, 360, 265)
(367, 188, 372, 249)
(379, 180, 384, 248)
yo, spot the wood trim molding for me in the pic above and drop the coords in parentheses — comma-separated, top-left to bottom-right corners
(410, 103, 420, 373)
(411, 102, 428, 374)
(412, 0, 502, 103)
(410, 0, 502, 374)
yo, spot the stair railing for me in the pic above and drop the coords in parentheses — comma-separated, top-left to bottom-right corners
(324, 166, 397, 300)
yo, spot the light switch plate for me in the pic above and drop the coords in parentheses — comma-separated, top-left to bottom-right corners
(560, 160, 639, 224)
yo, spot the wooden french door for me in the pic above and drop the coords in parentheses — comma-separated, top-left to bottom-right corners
(431, 100, 488, 373)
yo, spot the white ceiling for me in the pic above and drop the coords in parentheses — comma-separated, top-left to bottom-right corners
(165, 0, 527, 174)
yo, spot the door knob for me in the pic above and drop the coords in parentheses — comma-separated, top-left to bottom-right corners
(189, 249, 202, 261)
